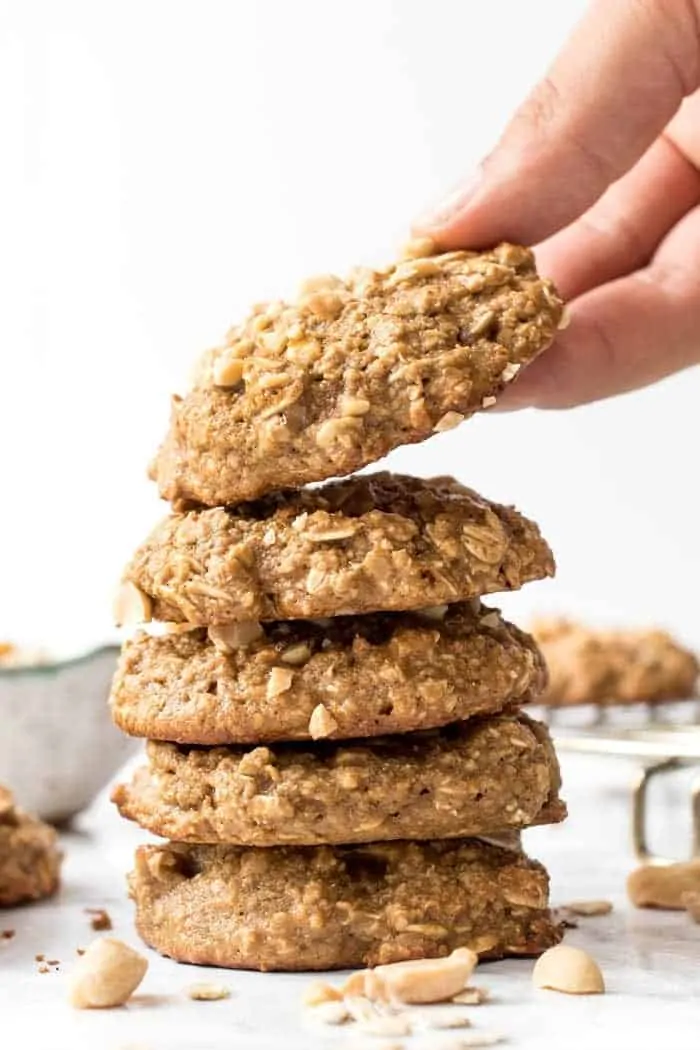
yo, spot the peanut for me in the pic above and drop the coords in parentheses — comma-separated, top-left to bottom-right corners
(532, 944, 604, 995)
(113, 582, 152, 627)
(344, 947, 478, 1004)
(627, 860, 700, 909)
(68, 938, 148, 1009)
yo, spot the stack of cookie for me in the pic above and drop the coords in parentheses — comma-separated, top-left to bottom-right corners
(111, 240, 567, 971)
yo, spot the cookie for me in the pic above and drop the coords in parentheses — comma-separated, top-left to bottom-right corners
(150, 241, 563, 506)
(130, 837, 561, 970)
(0, 786, 62, 907)
(119, 472, 554, 625)
(110, 602, 546, 744)
(533, 619, 699, 706)
(112, 714, 565, 846)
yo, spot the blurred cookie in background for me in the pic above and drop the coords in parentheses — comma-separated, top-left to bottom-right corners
(531, 619, 699, 708)
(0, 785, 62, 906)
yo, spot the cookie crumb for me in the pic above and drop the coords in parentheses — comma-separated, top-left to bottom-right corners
(85, 907, 113, 931)
(1, 929, 15, 940)
(76, 947, 86, 955)
(35, 953, 45, 962)
(185, 982, 230, 1001)
(38, 964, 50, 974)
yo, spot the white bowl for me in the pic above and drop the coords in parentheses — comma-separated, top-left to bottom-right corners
(0, 645, 138, 823)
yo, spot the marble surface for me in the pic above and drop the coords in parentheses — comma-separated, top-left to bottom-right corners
(2, 751, 700, 1050)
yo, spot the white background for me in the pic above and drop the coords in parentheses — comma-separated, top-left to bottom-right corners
(2, 0, 699, 653)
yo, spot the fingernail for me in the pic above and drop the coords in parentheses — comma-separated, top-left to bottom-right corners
(415, 167, 484, 231)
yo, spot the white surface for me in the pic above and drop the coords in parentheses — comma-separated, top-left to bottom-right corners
(2, 752, 700, 1049)
(3, 0, 700, 652)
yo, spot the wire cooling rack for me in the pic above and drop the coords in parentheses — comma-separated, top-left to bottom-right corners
(537, 701, 700, 864)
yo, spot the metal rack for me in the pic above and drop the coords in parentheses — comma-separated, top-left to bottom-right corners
(538, 702, 700, 864)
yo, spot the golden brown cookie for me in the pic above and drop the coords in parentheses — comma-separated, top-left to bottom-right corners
(150, 242, 563, 506)
(130, 837, 561, 970)
(533, 619, 699, 706)
(0, 786, 62, 906)
(119, 473, 554, 625)
(110, 602, 546, 744)
(112, 714, 565, 846)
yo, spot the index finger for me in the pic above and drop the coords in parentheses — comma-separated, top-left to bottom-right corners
(415, 0, 700, 248)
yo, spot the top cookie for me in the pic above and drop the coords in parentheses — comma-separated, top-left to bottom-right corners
(150, 241, 563, 505)
(533, 619, 699, 707)
(118, 472, 555, 624)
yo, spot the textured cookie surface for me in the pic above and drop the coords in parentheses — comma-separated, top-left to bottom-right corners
(533, 619, 699, 706)
(0, 786, 62, 906)
(130, 837, 561, 970)
(113, 714, 565, 846)
(122, 472, 554, 624)
(150, 241, 562, 506)
(111, 602, 546, 743)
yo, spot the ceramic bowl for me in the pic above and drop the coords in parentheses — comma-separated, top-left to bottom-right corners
(0, 645, 138, 823)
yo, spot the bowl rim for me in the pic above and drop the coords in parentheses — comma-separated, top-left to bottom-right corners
(0, 643, 120, 678)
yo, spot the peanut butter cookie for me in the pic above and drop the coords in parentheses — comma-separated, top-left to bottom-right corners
(110, 602, 546, 744)
(130, 837, 561, 970)
(533, 619, 699, 706)
(0, 786, 61, 906)
(150, 242, 562, 506)
(113, 714, 565, 846)
(119, 472, 554, 624)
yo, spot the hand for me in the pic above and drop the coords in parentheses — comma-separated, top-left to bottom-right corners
(414, 0, 700, 409)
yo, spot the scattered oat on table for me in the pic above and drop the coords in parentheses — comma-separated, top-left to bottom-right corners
(185, 982, 231, 1001)
(560, 899, 613, 917)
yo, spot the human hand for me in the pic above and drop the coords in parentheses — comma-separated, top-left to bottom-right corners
(414, 0, 700, 409)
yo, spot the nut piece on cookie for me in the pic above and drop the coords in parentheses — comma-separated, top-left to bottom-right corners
(68, 937, 148, 1009)
(150, 244, 562, 506)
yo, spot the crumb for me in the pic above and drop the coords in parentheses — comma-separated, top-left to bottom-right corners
(76, 947, 85, 955)
(85, 907, 113, 931)
(35, 953, 45, 962)
(47, 959, 60, 966)
(38, 964, 50, 974)
(185, 982, 231, 1001)
(1, 929, 15, 940)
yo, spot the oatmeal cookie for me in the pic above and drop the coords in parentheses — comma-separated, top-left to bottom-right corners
(120, 473, 554, 624)
(150, 242, 563, 505)
(110, 602, 546, 744)
(112, 714, 565, 846)
(131, 837, 561, 971)
(533, 619, 699, 706)
(0, 786, 61, 906)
